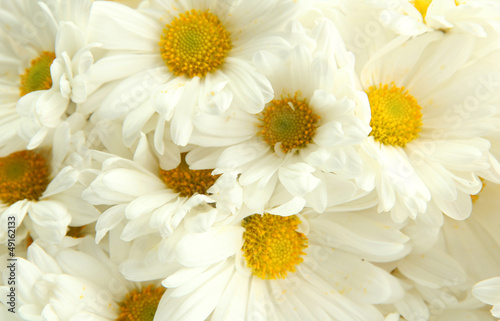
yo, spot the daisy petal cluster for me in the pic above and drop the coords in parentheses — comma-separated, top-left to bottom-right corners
(1, 0, 500, 320)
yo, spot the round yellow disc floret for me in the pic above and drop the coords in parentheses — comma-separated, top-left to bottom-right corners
(159, 153, 219, 197)
(258, 93, 320, 153)
(366, 83, 423, 147)
(242, 213, 308, 280)
(19, 51, 55, 97)
(159, 9, 232, 78)
(117, 285, 165, 321)
(0, 150, 50, 205)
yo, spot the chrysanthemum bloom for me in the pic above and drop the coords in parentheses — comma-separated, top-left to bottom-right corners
(88, 0, 307, 149)
(0, 237, 167, 320)
(188, 19, 371, 214)
(0, 124, 99, 244)
(324, 11, 500, 223)
(0, 0, 101, 150)
(82, 133, 241, 241)
(152, 205, 406, 321)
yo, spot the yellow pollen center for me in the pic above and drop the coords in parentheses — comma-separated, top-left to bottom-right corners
(19, 51, 55, 97)
(242, 213, 308, 280)
(258, 93, 320, 153)
(117, 285, 165, 321)
(367, 83, 423, 147)
(159, 9, 232, 78)
(0, 150, 50, 205)
(159, 153, 219, 197)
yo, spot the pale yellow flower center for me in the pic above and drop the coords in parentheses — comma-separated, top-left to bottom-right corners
(0, 150, 50, 205)
(117, 285, 165, 321)
(242, 213, 308, 280)
(366, 83, 423, 147)
(159, 153, 219, 197)
(159, 9, 232, 78)
(258, 93, 320, 153)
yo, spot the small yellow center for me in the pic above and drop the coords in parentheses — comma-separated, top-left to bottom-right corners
(117, 285, 165, 321)
(19, 51, 55, 97)
(0, 150, 50, 205)
(258, 93, 320, 153)
(242, 213, 308, 280)
(366, 83, 423, 147)
(159, 153, 219, 197)
(159, 9, 232, 78)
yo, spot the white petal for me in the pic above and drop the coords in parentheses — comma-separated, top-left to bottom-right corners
(176, 226, 244, 267)
(125, 190, 175, 220)
(82, 169, 164, 205)
(95, 204, 126, 243)
(398, 249, 467, 289)
(29, 201, 70, 244)
(89, 1, 161, 51)
(42, 166, 79, 198)
(278, 164, 320, 197)
(473, 277, 500, 305)
(170, 78, 199, 146)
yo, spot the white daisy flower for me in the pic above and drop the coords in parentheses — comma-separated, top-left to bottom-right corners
(0, 0, 100, 150)
(82, 133, 241, 242)
(153, 206, 406, 321)
(188, 19, 371, 213)
(88, 0, 307, 148)
(0, 237, 167, 320)
(0, 124, 99, 244)
(380, 0, 500, 37)
(332, 17, 500, 222)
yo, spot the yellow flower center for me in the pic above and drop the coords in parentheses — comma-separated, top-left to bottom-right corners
(117, 285, 165, 321)
(159, 153, 219, 197)
(159, 9, 232, 78)
(19, 51, 55, 97)
(0, 150, 50, 205)
(258, 93, 320, 153)
(366, 83, 423, 147)
(242, 213, 308, 280)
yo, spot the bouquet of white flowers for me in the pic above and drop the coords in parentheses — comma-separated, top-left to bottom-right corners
(1, 0, 500, 320)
